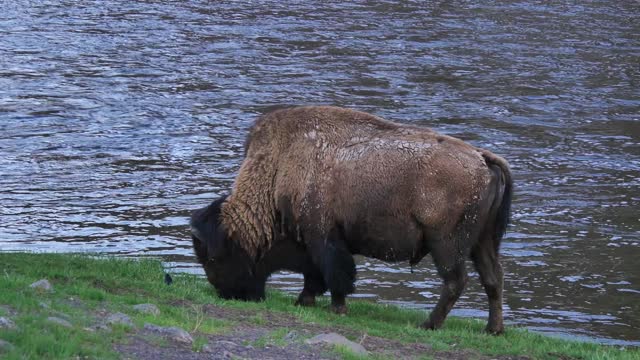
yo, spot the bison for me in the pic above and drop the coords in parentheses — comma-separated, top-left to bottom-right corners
(191, 106, 512, 334)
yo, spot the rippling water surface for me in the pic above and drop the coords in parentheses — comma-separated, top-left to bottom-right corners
(1, 0, 638, 346)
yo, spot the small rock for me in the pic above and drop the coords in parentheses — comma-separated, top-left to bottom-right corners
(39, 301, 50, 309)
(215, 340, 239, 347)
(65, 297, 85, 309)
(0, 339, 15, 352)
(201, 342, 237, 353)
(0, 317, 16, 330)
(285, 330, 299, 342)
(0, 305, 17, 316)
(47, 316, 72, 328)
(94, 308, 109, 317)
(106, 312, 134, 328)
(30, 279, 53, 292)
(132, 303, 160, 316)
(201, 344, 216, 353)
(223, 350, 233, 359)
(305, 332, 368, 355)
(143, 323, 193, 344)
(87, 323, 111, 333)
(50, 310, 71, 320)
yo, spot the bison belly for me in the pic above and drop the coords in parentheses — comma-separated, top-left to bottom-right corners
(340, 214, 425, 263)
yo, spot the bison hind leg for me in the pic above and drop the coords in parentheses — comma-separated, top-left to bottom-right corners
(421, 247, 468, 330)
(471, 244, 504, 335)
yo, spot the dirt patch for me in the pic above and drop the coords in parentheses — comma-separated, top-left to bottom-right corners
(113, 302, 530, 360)
(116, 325, 336, 360)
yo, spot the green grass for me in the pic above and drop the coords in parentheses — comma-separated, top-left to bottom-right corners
(0, 253, 229, 359)
(249, 312, 267, 326)
(332, 344, 373, 360)
(191, 335, 209, 352)
(0, 253, 637, 360)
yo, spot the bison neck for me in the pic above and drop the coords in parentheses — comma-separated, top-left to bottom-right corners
(221, 155, 278, 259)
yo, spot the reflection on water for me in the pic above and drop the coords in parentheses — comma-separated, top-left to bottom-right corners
(1, 0, 638, 346)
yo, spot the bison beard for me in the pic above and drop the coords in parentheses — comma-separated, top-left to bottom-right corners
(190, 106, 513, 334)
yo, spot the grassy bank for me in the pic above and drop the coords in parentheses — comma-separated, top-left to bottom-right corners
(0, 253, 635, 359)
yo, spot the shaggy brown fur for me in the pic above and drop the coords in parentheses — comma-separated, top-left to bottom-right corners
(194, 105, 512, 334)
(224, 106, 507, 257)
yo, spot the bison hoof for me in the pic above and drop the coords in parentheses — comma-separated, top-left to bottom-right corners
(330, 304, 348, 315)
(295, 295, 316, 307)
(419, 321, 439, 330)
(485, 325, 504, 335)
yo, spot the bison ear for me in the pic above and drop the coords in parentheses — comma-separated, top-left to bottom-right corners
(190, 195, 229, 260)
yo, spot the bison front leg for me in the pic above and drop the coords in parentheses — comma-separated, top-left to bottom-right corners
(307, 227, 356, 315)
(421, 256, 468, 330)
(295, 270, 327, 307)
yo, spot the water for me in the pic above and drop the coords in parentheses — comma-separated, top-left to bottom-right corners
(1, 0, 638, 346)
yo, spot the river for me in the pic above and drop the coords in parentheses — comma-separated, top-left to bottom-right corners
(1, 0, 638, 346)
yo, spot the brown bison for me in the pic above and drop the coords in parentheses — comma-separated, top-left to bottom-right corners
(191, 106, 512, 334)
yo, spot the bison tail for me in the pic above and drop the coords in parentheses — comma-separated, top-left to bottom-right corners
(482, 151, 513, 252)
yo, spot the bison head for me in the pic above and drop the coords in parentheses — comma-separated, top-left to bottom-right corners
(190, 195, 265, 301)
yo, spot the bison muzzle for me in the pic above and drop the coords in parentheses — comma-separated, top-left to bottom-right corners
(191, 106, 513, 334)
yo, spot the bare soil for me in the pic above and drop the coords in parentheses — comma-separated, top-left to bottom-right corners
(113, 302, 531, 360)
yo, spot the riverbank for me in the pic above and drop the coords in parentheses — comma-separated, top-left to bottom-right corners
(0, 253, 635, 359)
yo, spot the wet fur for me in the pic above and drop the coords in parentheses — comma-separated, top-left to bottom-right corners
(191, 106, 513, 333)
